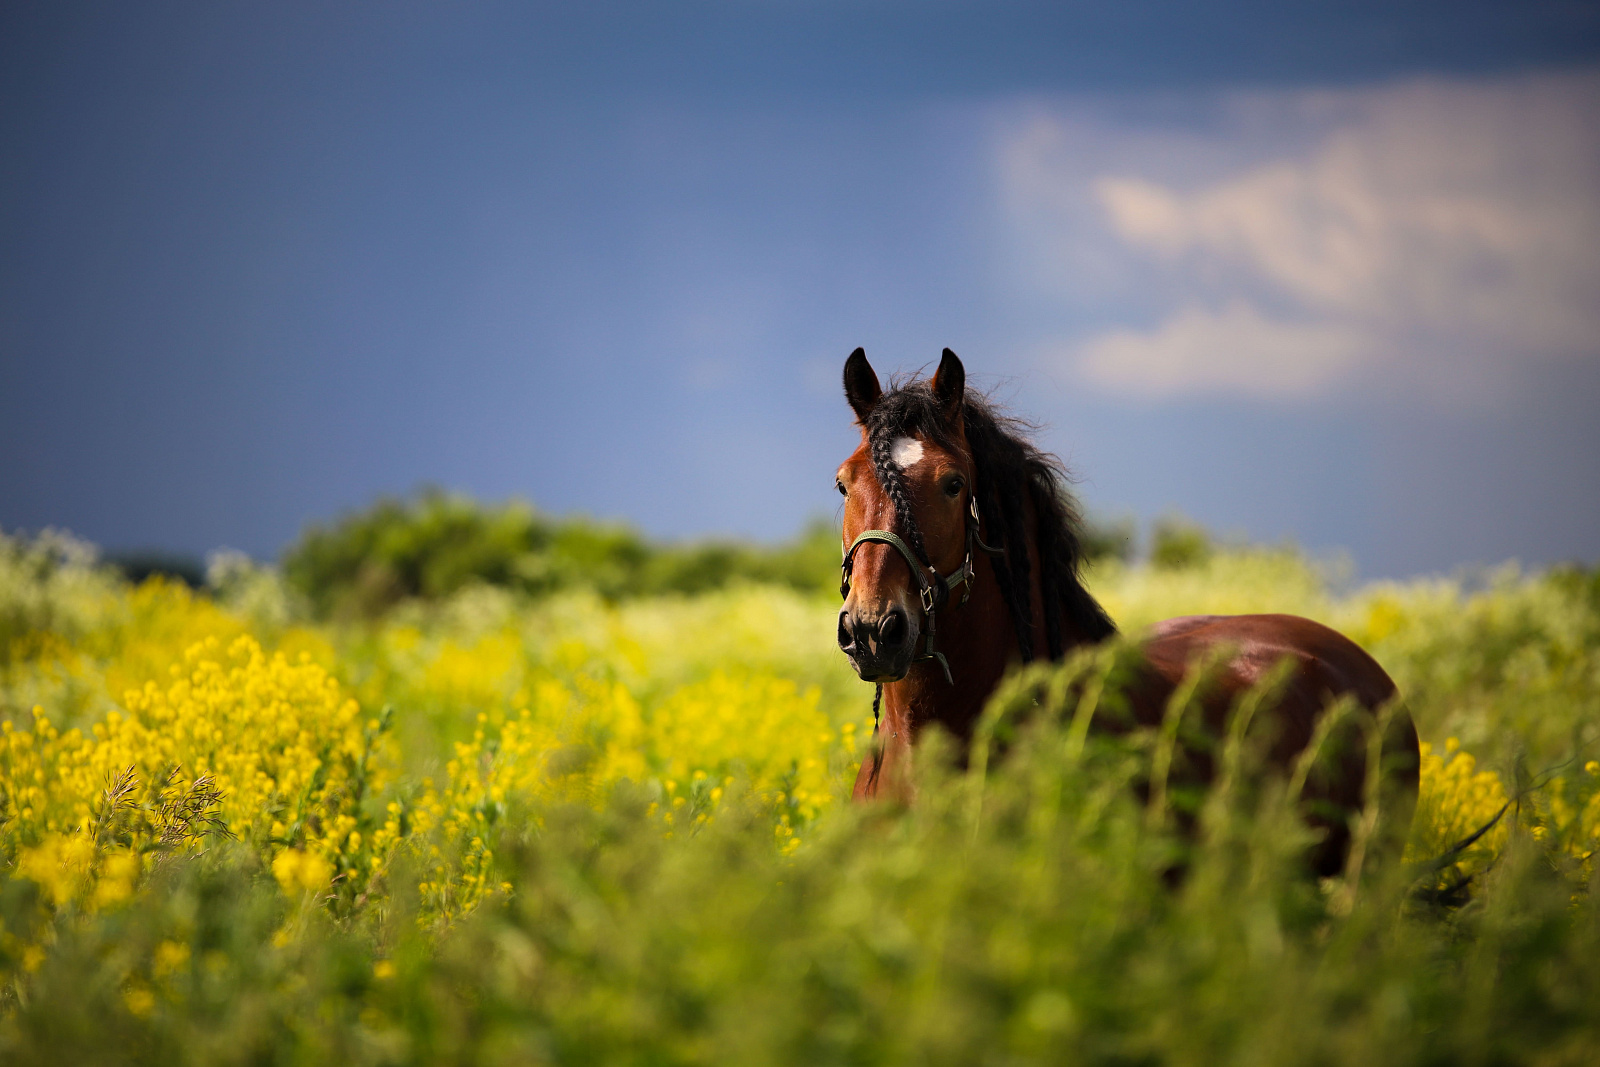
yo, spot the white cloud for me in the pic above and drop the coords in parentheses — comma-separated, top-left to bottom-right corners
(1076, 302, 1370, 400)
(1006, 72, 1600, 405)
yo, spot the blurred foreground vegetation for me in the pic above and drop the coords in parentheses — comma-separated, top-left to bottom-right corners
(0, 511, 1597, 1063)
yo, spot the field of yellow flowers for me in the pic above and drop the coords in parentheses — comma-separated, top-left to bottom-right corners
(1, 527, 1597, 1064)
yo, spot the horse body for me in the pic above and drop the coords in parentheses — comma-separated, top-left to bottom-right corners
(836, 348, 1419, 875)
(1136, 614, 1418, 872)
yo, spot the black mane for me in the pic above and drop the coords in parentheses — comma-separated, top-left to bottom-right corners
(863, 378, 1117, 661)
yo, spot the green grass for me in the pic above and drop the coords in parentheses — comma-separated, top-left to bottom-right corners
(1, 524, 1598, 1064)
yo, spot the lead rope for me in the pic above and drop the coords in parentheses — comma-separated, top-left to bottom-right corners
(872, 683, 882, 735)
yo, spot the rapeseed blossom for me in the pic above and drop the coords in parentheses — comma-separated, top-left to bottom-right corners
(271, 848, 335, 896)
(2, 587, 860, 927)
(1540, 759, 1600, 875)
(2, 634, 386, 916)
(1, 528, 1591, 989)
(0, 575, 1556, 922)
(3, 528, 1599, 1059)
(1406, 738, 1511, 871)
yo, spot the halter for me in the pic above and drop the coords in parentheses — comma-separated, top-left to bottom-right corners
(840, 492, 1003, 689)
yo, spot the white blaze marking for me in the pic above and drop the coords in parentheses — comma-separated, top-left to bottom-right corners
(890, 436, 923, 468)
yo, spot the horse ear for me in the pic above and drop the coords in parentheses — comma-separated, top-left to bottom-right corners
(843, 347, 881, 424)
(932, 348, 965, 422)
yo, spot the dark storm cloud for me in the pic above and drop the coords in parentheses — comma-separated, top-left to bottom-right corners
(1, 2, 1596, 576)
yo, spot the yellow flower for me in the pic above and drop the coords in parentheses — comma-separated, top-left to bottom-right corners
(123, 983, 156, 1018)
(152, 940, 191, 980)
(17, 832, 96, 908)
(92, 850, 141, 909)
(272, 848, 334, 896)
(1406, 738, 1510, 868)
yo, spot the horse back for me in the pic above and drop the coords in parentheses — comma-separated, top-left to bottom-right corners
(1136, 614, 1420, 876)
(1144, 613, 1398, 709)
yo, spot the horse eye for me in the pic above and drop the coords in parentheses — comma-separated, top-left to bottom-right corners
(836, 480, 847, 497)
(944, 476, 964, 498)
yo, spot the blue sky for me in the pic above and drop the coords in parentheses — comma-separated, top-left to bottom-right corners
(3, 2, 1598, 577)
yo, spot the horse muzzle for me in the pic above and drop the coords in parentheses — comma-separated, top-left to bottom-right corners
(837, 606, 917, 682)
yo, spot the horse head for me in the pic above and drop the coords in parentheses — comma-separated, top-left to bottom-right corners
(835, 347, 980, 684)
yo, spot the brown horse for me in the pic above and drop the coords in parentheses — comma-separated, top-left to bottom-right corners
(835, 347, 1419, 876)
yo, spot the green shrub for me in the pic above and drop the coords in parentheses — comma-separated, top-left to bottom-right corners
(281, 491, 841, 617)
(1149, 514, 1214, 569)
(0, 528, 124, 665)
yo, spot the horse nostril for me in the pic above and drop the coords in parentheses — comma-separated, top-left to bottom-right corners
(878, 609, 906, 647)
(837, 612, 855, 652)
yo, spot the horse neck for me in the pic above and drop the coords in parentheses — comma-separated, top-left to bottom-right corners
(879, 542, 1023, 747)
(877, 501, 1106, 745)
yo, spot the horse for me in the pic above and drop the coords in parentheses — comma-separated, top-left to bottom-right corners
(834, 347, 1419, 876)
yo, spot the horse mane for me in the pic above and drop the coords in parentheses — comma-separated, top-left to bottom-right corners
(862, 378, 1118, 662)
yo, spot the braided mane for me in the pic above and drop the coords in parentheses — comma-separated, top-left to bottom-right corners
(862, 378, 1117, 661)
